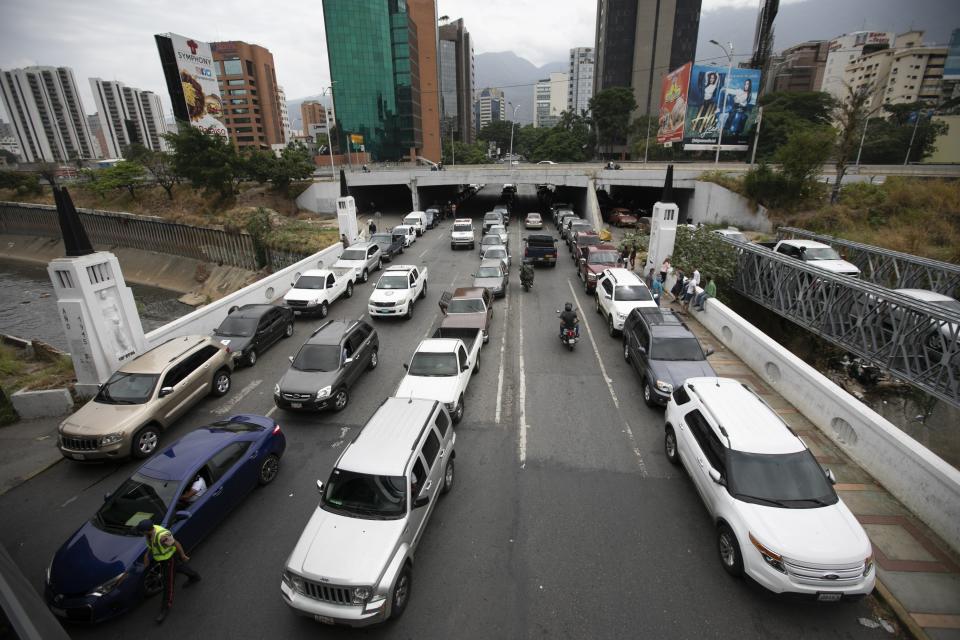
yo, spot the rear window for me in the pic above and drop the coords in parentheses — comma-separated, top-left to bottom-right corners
(527, 236, 555, 247)
(209, 419, 264, 432)
(448, 298, 485, 313)
(453, 223, 472, 232)
(615, 285, 653, 302)
(340, 249, 367, 261)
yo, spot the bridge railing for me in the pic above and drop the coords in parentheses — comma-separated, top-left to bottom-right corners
(722, 237, 960, 408)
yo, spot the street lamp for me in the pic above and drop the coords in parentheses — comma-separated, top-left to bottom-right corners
(508, 102, 520, 166)
(321, 82, 337, 177)
(709, 39, 734, 165)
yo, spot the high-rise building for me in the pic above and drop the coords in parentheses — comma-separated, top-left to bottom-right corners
(474, 87, 506, 135)
(277, 85, 291, 144)
(769, 41, 829, 93)
(0, 119, 23, 161)
(842, 31, 947, 111)
(593, 0, 702, 116)
(568, 47, 595, 116)
(0, 66, 96, 163)
(210, 40, 285, 150)
(86, 114, 106, 159)
(534, 72, 568, 128)
(439, 18, 475, 144)
(821, 31, 895, 99)
(322, 0, 423, 161)
(408, 0, 441, 163)
(301, 100, 328, 139)
(90, 78, 168, 158)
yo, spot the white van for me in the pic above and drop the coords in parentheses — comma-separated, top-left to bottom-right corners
(403, 211, 427, 236)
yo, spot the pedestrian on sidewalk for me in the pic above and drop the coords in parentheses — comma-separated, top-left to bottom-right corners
(660, 257, 671, 283)
(645, 268, 656, 288)
(368, 219, 377, 235)
(340, 234, 349, 248)
(619, 245, 630, 268)
(651, 276, 664, 306)
(694, 276, 716, 311)
(629, 247, 637, 271)
(138, 519, 201, 624)
(681, 274, 698, 313)
(670, 269, 685, 302)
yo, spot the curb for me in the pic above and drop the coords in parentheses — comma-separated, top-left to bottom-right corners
(875, 578, 929, 640)
(0, 455, 64, 498)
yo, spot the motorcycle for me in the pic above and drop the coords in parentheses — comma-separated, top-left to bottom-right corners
(520, 260, 535, 292)
(556, 306, 578, 351)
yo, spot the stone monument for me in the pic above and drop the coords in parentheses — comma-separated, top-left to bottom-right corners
(644, 165, 680, 279)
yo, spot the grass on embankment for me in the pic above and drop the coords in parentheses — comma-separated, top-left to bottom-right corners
(0, 343, 75, 393)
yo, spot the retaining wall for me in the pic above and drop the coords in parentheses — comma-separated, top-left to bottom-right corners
(686, 182, 771, 232)
(296, 181, 343, 214)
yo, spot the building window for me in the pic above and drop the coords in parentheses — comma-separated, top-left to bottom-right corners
(237, 136, 255, 142)
(228, 89, 247, 95)
(227, 79, 245, 86)
(233, 117, 251, 123)
(223, 59, 243, 75)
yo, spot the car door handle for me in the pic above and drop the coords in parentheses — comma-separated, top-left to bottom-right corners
(438, 449, 444, 458)
(424, 481, 432, 492)
(212, 487, 224, 497)
(697, 457, 705, 468)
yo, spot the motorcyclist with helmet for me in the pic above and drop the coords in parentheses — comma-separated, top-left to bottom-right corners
(559, 302, 579, 338)
(520, 260, 535, 290)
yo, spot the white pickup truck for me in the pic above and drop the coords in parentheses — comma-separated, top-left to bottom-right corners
(368, 264, 429, 319)
(283, 267, 356, 318)
(395, 328, 481, 424)
(755, 239, 861, 277)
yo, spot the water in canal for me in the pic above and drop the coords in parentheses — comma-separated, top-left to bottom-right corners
(0, 259, 193, 351)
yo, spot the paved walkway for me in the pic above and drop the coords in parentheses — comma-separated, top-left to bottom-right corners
(0, 415, 62, 497)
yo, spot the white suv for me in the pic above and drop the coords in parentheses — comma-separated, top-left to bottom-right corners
(450, 218, 475, 250)
(595, 268, 657, 336)
(664, 378, 875, 601)
(281, 397, 456, 626)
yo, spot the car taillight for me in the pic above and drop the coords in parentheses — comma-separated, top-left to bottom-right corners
(272, 424, 281, 435)
(524, 248, 529, 257)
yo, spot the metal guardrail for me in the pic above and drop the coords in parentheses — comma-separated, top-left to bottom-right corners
(723, 237, 960, 408)
(776, 227, 960, 297)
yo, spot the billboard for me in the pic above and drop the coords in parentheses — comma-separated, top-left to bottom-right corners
(945, 28, 960, 81)
(155, 33, 227, 138)
(683, 65, 761, 151)
(657, 63, 691, 144)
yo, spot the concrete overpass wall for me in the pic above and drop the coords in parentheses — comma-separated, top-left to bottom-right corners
(296, 181, 341, 214)
(686, 181, 772, 232)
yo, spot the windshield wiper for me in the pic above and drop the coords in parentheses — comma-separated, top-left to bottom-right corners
(780, 497, 832, 507)
(734, 493, 789, 507)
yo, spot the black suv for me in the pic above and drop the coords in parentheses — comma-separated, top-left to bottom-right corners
(274, 319, 379, 412)
(622, 308, 716, 407)
(212, 304, 294, 367)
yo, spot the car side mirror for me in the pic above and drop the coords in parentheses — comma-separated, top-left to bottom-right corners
(288, 356, 294, 363)
(413, 495, 430, 509)
(344, 357, 354, 365)
(158, 386, 174, 398)
(704, 348, 715, 357)
(174, 510, 191, 523)
(708, 468, 725, 486)
(103, 492, 112, 502)
(403, 363, 409, 370)
(316, 480, 324, 493)
(824, 467, 837, 485)
(638, 346, 647, 356)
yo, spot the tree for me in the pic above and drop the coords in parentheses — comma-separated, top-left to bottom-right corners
(89, 160, 147, 198)
(125, 144, 179, 200)
(478, 120, 516, 156)
(831, 84, 872, 203)
(775, 126, 834, 201)
(859, 113, 948, 164)
(670, 226, 738, 303)
(272, 142, 315, 191)
(755, 91, 834, 161)
(163, 125, 242, 197)
(442, 140, 487, 164)
(588, 87, 637, 157)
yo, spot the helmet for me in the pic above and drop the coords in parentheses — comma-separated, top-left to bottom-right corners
(564, 302, 573, 312)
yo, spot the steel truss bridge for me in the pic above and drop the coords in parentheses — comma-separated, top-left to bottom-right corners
(723, 238, 960, 408)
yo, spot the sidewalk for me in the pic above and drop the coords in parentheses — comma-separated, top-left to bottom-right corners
(0, 416, 63, 497)
(669, 297, 960, 640)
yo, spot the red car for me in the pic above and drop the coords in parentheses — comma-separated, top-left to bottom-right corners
(608, 208, 638, 227)
(572, 231, 602, 264)
(577, 244, 620, 293)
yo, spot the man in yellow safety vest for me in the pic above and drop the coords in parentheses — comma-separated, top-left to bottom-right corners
(137, 519, 201, 624)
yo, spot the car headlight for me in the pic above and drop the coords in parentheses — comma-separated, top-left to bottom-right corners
(46, 564, 51, 585)
(749, 533, 786, 574)
(283, 570, 305, 593)
(864, 552, 874, 576)
(587, 273, 597, 281)
(274, 383, 280, 396)
(316, 386, 332, 400)
(99, 432, 124, 447)
(87, 571, 128, 597)
(616, 311, 626, 320)
(352, 586, 372, 604)
(655, 380, 674, 393)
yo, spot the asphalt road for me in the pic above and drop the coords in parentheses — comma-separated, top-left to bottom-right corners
(0, 185, 897, 639)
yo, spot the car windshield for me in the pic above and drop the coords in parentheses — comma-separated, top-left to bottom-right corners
(407, 352, 458, 376)
(403, 217, 419, 225)
(476, 267, 502, 278)
(340, 249, 367, 261)
(371, 233, 393, 245)
(293, 276, 325, 290)
(589, 250, 620, 265)
(571, 222, 592, 231)
(802, 247, 842, 261)
(727, 450, 838, 508)
(723, 232, 747, 243)
(214, 316, 257, 337)
(395, 226, 411, 234)
(527, 215, 541, 221)
(484, 249, 506, 259)
(447, 298, 485, 313)
(490, 225, 505, 233)
(94, 472, 180, 534)
(650, 337, 704, 361)
(323, 468, 406, 519)
(482, 236, 500, 245)
(95, 372, 159, 405)
(453, 224, 472, 232)
(485, 214, 500, 221)
(292, 344, 341, 371)
(376, 275, 409, 290)
(615, 285, 653, 301)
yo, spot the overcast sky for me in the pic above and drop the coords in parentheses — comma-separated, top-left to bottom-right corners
(0, 0, 942, 122)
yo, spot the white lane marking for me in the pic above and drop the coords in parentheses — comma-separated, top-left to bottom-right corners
(419, 248, 430, 258)
(61, 495, 78, 508)
(266, 406, 277, 418)
(567, 279, 647, 475)
(213, 379, 262, 415)
(518, 289, 528, 468)
(495, 291, 509, 424)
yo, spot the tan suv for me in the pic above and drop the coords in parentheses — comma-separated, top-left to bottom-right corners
(58, 336, 234, 462)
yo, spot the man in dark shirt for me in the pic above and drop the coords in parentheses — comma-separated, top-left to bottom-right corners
(559, 302, 579, 338)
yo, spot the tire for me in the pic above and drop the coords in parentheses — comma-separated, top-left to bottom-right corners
(643, 378, 655, 407)
(376, 258, 382, 271)
(345, 282, 354, 298)
(131, 424, 160, 459)
(452, 395, 465, 424)
(608, 316, 616, 337)
(318, 301, 329, 318)
(258, 454, 280, 485)
(451, 243, 456, 250)
(470, 243, 475, 250)
(332, 387, 349, 412)
(368, 349, 379, 370)
(664, 426, 680, 466)
(473, 355, 480, 373)
(390, 566, 412, 620)
(283, 322, 294, 338)
(584, 279, 590, 293)
(419, 281, 428, 299)
(142, 562, 163, 596)
(595, 295, 602, 314)
(361, 268, 369, 283)
(623, 342, 630, 362)
(211, 369, 231, 397)
(441, 457, 455, 495)
(399, 245, 404, 254)
(718, 523, 744, 577)
(406, 298, 415, 319)
(245, 348, 257, 367)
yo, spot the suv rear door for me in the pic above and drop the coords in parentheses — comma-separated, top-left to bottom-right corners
(159, 345, 218, 423)
(411, 423, 445, 545)
(624, 314, 651, 375)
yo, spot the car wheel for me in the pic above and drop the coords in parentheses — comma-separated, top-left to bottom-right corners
(623, 342, 630, 362)
(452, 395, 465, 424)
(608, 316, 616, 337)
(595, 295, 602, 314)
(718, 523, 744, 577)
(390, 566, 412, 620)
(211, 369, 231, 397)
(333, 387, 349, 411)
(345, 282, 354, 298)
(283, 322, 294, 338)
(258, 453, 280, 485)
(664, 426, 680, 465)
(245, 348, 257, 367)
(361, 269, 369, 283)
(406, 298, 415, 319)
(473, 355, 480, 373)
(441, 457, 455, 495)
(451, 243, 456, 250)
(376, 258, 382, 271)
(399, 245, 404, 254)
(368, 349, 379, 370)
(132, 424, 160, 459)
(319, 301, 329, 318)
(642, 378, 655, 407)
(142, 562, 163, 596)
(420, 281, 428, 299)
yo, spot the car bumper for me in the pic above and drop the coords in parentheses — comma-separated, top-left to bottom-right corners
(368, 302, 408, 316)
(274, 395, 332, 411)
(281, 583, 388, 627)
(530, 255, 556, 265)
(451, 238, 473, 246)
(58, 438, 127, 461)
(525, 223, 542, 229)
(744, 554, 876, 599)
(45, 582, 133, 623)
(649, 385, 671, 406)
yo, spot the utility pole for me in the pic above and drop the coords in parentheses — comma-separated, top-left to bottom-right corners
(508, 102, 520, 166)
(904, 109, 926, 165)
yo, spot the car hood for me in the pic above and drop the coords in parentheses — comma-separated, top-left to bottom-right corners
(50, 521, 144, 595)
(278, 367, 339, 395)
(369, 289, 410, 303)
(649, 359, 716, 388)
(809, 259, 860, 276)
(287, 508, 406, 586)
(441, 313, 487, 330)
(215, 335, 252, 354)
(612, 300, 657, 315)
(61, 401, 148, 437)
(451, 231, 473, 237)
(395, 374, 460, 403)
(472, 276, 504, 290)
(284, 288, 323, 303)
(586, 263, 616, 274)
(739, 500, 871, 565)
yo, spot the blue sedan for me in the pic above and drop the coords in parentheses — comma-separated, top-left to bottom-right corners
(44, 415, 286, 623)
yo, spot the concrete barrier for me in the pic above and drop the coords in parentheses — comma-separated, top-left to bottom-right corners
(692, 297, 960, 553)
(144, 244, 343, 348)
(10, 388, 73, 418)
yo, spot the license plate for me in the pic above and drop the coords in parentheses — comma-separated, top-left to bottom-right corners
(314, 615, 335, 625)
(71, 453, 85, 461)
(51, 607, 66, 617)
(290, 403, 302, 409)
(817, 592, 842, 602)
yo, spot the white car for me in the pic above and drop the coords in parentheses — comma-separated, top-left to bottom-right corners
(368, 265, 428, 319)
(480, 246, 511, 271)
(595, 268, 657, 335)
(665, 378, 875, 600)
(393, 225, 417, 247)
(892, 289, 960, 350)
(488, 224, 508, 246)
(450, 218, 475, 250)
(402, 212, 427, 236)
(713, 228, 748, 243)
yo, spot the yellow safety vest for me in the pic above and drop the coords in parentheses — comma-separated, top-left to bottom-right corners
(147, 525, 176, 561)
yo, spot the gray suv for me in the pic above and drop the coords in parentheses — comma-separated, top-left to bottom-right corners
(622, 308, 715, 407)
(274, 319, 379, 412)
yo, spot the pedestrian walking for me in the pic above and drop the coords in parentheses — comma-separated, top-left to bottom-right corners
(694, 276, 717, 311)
(645, 268, 656, 288)
(660, 257, 671, 283)
(681, 275, 698, 313)
(629, 247, 637, 271)
(138, 519, 200, 624)
(670, 269, 685, 303)
(651, 276, 664, 306)
(368, 219, 377, 236)
(620, 245, 630, 268)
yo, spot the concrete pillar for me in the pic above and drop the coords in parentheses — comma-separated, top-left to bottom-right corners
(583, 178, 603, 230)
(644, 201, 679, 278)
(408, 179, 420, 211)
(47, 252, 146, 396)
(336, 196, 359, 243)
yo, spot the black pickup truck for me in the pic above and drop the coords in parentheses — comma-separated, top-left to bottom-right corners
(522, 234, 558, 267)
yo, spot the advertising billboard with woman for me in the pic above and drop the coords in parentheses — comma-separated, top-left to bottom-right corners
(682, 65, 761, 151)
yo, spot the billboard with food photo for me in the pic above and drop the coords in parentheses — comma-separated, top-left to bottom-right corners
(682, 65, 761, 151)
(657, 63, 690, 144)
(155, 33, 227, 138)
